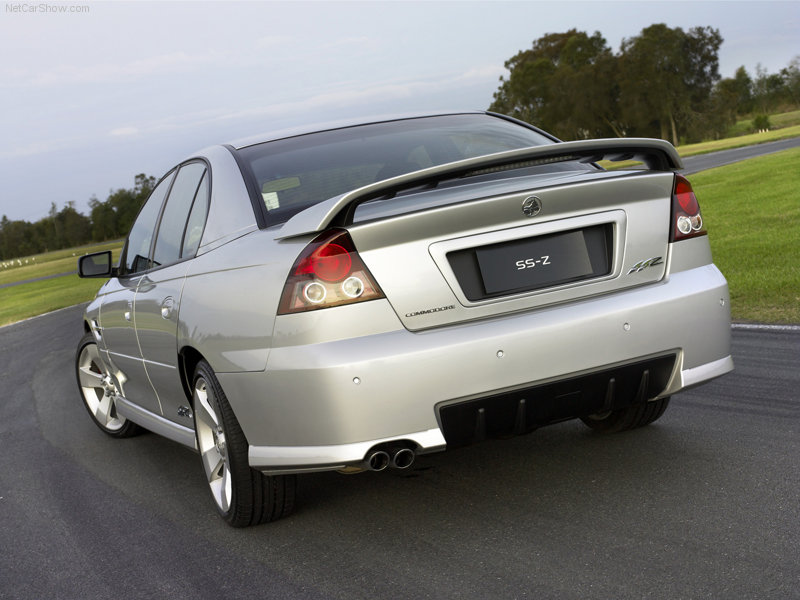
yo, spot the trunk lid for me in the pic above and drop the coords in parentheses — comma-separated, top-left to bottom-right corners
(344, 169, 675, 331)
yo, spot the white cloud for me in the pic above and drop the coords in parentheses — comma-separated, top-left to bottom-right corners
(254, 35, 295, 49)
(19, 50, 225, 88)
(0, 138, 81, 160)
(204, 65, 504, 125)
(452, 65, 507, 84)
(110, 127, 139, 137)
(11, 65, 501, 156)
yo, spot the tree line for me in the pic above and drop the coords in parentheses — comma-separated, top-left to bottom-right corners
(489, 23, 800, 144)
(0, 174, 156, 261)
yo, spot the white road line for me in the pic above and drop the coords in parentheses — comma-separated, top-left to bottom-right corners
(732, 323, 800, 332)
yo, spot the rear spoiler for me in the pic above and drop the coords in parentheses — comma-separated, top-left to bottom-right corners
(276, 138, 682, 239)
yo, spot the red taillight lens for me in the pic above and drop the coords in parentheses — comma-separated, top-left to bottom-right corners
(295, 242, 352, 282)
(278, 229, 384, 314)
(670, 174, 707, 242)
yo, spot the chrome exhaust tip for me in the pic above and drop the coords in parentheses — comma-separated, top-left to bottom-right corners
(365, 450, 390, 472)
(390, 447, 415, 469)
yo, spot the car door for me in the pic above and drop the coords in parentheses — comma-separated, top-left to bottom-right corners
(99, 171, 175, 416)
(134, 161, 209, 424)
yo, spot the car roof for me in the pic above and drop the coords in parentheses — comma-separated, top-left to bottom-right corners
(228, 110, 489, 150)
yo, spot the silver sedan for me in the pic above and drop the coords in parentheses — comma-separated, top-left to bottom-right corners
(76, 112, 733, 526)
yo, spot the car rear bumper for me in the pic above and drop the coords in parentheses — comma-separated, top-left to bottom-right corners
(248, 427, 447, 474)
(246, 353, 733, 475)
(216, 261, 732, 474)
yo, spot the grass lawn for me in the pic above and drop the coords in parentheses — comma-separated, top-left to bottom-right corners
(0, 241, 122, 327)
(726, 109, 800, 137)
(0, 275, 106, 327)
(0, 240, 122, 286)
(691, 147, 800, 324)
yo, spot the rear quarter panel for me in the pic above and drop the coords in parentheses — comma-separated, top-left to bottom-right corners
(177, 229, 308, 373)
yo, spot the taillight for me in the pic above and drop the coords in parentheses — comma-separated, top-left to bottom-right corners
(278, 229, 384, 314)
(670, 174, 707, 242)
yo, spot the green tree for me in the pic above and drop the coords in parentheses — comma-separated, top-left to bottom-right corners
(106, 173, 156, 237)
(490, 24, 725, 143)
(56, 202, 92, 247)
(618, 24, 723, 144)
(0, 173, 156, 260)
(752, 63, 787, 113)
(89, 195, 116, 241)
(730, 66, 754, 113)
(0, 216, 38, 259)
(133, 173, 157, 199)
(31, 218, 52, 253)
(0, 215, 8, 260)
(48, 201, 61, 249)
(106, 187, 141, 237)
(708, 66, 753, 138)
(489, 30, 621, 139)
(781, 56, 800, 105)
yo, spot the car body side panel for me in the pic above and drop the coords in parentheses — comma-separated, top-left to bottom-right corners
(134, 261, 192, 425)
(97, 276, 163, 415)
(177, 230, 305, 374)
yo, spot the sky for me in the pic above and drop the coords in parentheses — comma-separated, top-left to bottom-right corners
(1, 0, 798, 223)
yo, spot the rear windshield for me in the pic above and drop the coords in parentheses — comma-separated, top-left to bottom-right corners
(235, 114, 575, 224)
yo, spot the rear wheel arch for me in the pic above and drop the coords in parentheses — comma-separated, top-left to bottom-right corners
(191, 358, 296, 526)
(179, 345, 206, 407)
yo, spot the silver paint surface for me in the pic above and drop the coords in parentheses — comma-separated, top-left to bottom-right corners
(81, 116, 731, 473)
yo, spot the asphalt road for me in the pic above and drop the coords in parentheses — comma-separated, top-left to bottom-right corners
(1, 304, 798, 599)
(2, 140, 799, 598)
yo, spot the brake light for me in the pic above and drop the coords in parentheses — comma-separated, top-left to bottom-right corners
(278, 229, 384, 314)
(295, 242, 352, 281)
(670, 174, 706, 242)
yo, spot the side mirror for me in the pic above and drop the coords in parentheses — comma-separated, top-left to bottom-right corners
(78, 251, 115, 278)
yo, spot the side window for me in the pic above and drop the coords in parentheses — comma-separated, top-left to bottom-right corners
(181, 170, 209, 258)
(151, 162, 207, 269)
(123, 171, 175, 276)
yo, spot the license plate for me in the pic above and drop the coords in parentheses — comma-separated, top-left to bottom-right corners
(476, 230, 594, 295)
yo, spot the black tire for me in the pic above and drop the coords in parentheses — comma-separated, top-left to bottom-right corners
(580, 397, 671, 434)
(75, 333, 142, 438)
(192, 360, 296, 527)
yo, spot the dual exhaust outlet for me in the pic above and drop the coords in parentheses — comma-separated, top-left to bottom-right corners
(365, 445, 416, 471)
